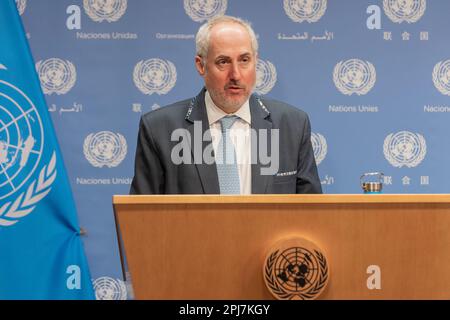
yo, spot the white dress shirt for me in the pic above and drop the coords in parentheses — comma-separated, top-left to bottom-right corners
(205, 91, 252, 194)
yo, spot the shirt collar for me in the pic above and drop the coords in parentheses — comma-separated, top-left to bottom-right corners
(205, 90, 251, 126)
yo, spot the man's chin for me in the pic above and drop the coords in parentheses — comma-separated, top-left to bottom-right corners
(227, 92, 250, 104)
(209, 91, 249, 112)
(222, 98, 247, 110)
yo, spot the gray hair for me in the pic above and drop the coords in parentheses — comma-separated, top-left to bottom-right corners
(195, 15, 258, 60)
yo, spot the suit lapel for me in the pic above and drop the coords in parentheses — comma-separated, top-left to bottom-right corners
(250, 95, 272, 194)
(185, 89, 220, 194)
(185, 91, 273, 194)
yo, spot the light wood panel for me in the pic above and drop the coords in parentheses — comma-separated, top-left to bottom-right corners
(113, 195, 450, 299)
(114, 194, 450, 204)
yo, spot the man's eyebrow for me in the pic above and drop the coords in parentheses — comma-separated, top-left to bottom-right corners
(214, 55, 231, 60)
(213, 53, 252, 61)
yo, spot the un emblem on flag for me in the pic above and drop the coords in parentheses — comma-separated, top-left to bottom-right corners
(0, 77, 56, 227)
(83, 0, 127, 22)
(36, 58, 76, 95)
(133, 58, 177, 95)
(283, 0, 327, 23)
(93, 277, 127, 300)
(311, 132, 327, 166)
(255, 60, 277, 95)
(383, 0, 426, 24)
(264, 237, 329, 300)
(384, 131, 426, 168)
(184, 0, 227, 22)
(432, 60, 450, 96)
(15, 0, 27, 15)
(83, 131, 127, 168)
(333, 59, 376, 96)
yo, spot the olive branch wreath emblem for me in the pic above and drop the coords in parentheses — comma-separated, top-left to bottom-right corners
(383, 0, 426, 24)
(264, 248, 329, 300)
(183, 0, 228, 23)
(255, 60, 277, 95)
(432, 61, 450, 96)
(333, 60, 376, 96)
(0, 152, 57, 226)
(133, 59, 177, 95)
(83, 0, 127, 22)
(83, 133, 127, 168)
(283, 0, 327, 23)
(36, 59, 77, 95)
(383, 132, 426, 168)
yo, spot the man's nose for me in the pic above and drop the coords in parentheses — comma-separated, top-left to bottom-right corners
(229, 62, 242, 81)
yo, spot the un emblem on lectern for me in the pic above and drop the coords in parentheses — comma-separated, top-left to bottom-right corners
(383, 131, 426, 168)
(333, 59, 376, 96)
(36, 58, 76, 95)
(83, 0, 127, 22)
(311, 133, 327, 166)
(15, 0, 27, 15)
(432, 60, 450, 96)
(283, 0, 327, 23)
(83, 131, 127, 168)
(255, 60, 277, 95)
(383, 0, 426, 24)
(133, 58, 177, 95)
(184, 0, 227, 22)
(264, 238, 329, 300)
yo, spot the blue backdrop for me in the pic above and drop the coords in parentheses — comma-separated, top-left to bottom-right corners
(18, 0, 450, 299)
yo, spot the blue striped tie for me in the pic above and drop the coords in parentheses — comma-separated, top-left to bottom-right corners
(216, 116, 240, 194)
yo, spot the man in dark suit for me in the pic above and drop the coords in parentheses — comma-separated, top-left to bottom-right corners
(130, 15, 322, 194)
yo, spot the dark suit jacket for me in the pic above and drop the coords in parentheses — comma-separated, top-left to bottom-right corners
(130, 89, 322, 194)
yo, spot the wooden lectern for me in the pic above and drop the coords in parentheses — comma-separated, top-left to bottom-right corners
(113, 194, 450, 299)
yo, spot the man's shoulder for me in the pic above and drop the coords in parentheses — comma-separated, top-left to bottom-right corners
(259, 96, 309, 120)
(141, 97, 193, 124)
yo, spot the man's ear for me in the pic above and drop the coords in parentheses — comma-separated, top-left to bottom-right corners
(195, 55, 205, 76)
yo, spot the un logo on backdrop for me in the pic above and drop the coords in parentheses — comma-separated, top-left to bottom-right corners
(333, 59, 376, 96)
(383, 0, 426, 23)
(83, 131, 127, 168)
(0, 73, 56, 227)
(255, 60, 277, 95)
(311, 133, 327, 166)
(15, 0, 26, 15)
(283, 0, 327, 23)
(133, 58, 177, 95)
(36, 58, 76, 95)
(93, 277, 127, 300)
(432, 60, 450, 96)
(184, 0, 227, 22)
(384, 131, 426, 168)
(83, 0, 127, 22)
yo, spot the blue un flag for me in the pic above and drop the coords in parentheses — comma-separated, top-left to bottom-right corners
(0, 0, 94, 299)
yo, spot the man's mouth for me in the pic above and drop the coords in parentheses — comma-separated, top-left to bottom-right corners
(226, 85, 245, 93)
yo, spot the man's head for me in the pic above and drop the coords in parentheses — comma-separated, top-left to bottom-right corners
(195, 15, 258, 113)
